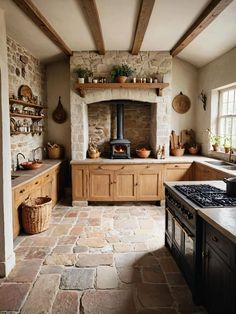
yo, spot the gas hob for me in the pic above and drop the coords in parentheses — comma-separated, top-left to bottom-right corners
(174, 184, 236, 208)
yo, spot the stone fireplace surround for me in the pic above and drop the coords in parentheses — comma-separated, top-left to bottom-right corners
(71, 88, 172, 160)
(70, 51, 172, 160)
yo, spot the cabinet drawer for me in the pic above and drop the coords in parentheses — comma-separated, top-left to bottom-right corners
(138, 164, 162, 171)
(89, 164, 134, 171)
(205, 223, 235, 268)
(166, 163, 191, 169)
(14, 177, 42, 197)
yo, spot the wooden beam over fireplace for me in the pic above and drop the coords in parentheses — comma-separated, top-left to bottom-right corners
(170, 0, 233, 57)
(131, 0, 155, 55)
(13, 0, 72, 56)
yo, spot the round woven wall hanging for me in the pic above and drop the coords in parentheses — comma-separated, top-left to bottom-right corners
(172, 92, 191, 114)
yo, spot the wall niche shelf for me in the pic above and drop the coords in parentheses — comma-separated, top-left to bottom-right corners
(9, 98, 47, 109)
(76, 82, 169, 98)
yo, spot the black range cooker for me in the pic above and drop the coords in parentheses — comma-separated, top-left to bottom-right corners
(164, 183, 235, 303)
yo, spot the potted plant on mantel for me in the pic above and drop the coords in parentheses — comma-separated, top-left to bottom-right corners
(110, 64, 135, 83)
(75, 67, 91, 84)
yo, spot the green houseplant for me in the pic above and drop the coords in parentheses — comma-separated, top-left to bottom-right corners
(207, 129, 221, 151)
(75, 67, 91, 83)
(110, 64, 135, 83)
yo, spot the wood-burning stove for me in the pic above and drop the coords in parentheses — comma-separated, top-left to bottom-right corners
(110, 102, 131, 159)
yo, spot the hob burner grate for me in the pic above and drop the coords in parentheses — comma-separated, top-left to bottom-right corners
(174, 184, 236, 208)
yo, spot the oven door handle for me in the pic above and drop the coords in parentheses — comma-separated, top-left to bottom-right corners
(182, 226, 194, 239)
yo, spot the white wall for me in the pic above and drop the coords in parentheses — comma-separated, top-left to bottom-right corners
(196, 47, 236, 154)
(171, 57, 198, 134)
(46, 60, 71, 159)
(0, 8, 15, 277)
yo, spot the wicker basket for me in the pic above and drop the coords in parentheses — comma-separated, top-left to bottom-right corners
(22, 197, 52, 234)
(47, 146, 62, 159)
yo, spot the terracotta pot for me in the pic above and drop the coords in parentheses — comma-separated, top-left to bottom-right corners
(170, 148, 185, 156)
(224, 147, 230, 153)
(136, 149, 151, 158)
(188, 146, 200, 155)
(116, 76, 127, 83)
(212, 144, 220, 151)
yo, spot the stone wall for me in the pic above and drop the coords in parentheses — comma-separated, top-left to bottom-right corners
(7, 36, 46, 169)
(70, 51, 172, 160)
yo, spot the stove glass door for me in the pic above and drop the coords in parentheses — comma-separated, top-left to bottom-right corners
(183, 228, 194, 270)
(166, 208, 173, 238)
(173, 218, 182, 249)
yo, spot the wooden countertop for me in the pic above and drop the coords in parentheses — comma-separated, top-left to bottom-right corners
(11, 159, 62, 189)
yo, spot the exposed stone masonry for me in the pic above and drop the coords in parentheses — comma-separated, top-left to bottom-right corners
(7, 36, 46, 169)
(70, 51, 172, 160)
(88, 101, 153, 157)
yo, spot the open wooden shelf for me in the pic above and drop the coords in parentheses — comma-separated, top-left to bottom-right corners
(76, 82, 169, 98)
(10, 113, 45, 119)
(9, 98, 47, 109)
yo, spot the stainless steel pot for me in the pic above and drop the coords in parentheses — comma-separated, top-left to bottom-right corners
(223, 177, 236, 197)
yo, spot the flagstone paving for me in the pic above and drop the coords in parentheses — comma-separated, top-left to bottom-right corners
(0, 203, 207, 313)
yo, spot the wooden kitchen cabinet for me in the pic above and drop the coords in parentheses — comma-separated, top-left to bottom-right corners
(72, 165, 88, 201)
(88, 165, 137, 201)
(193, 162, 230, 181)
(202, 221, 236, 314)
(137, 165, 163, 200)
(89, 168, 113, 201)
(72, 163, 163, 202)
(12, 164, 61, 239)
(165, 163, 193, 181)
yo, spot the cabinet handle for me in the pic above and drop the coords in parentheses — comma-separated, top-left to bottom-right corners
(135, 182, 138, 186)
(202, 251, 209, 258)
(212, 236, 218, 242)
(46, 174, 50, 177)
(146, 165, 150, 168)
(20, 189, 25, 193)
(110, 182, 113, 185)
(35, 181, 39, 185)
(174, 164, 179, 167)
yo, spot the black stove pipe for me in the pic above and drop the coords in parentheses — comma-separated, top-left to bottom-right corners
(116, 103, 124, 140)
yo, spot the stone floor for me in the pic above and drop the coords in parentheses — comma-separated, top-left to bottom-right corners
(0, 202, 207, 314)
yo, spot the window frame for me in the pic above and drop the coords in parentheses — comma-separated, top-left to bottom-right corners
(217, 86, 236, 148)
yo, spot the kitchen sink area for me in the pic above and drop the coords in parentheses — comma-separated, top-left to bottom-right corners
(205, 160, 236, 170)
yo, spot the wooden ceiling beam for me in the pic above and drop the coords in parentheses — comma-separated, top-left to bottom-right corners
(170, 0, 233, 57)
(79, 0, 105, 55)
(131, 0, 155, 55)
(13, 0, 72, 56)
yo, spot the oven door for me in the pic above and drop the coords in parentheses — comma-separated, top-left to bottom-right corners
(173, 216, 195, 270)
(183, 226, 195, 271)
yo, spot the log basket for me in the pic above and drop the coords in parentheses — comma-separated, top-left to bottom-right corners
(22, 196, 52, 234)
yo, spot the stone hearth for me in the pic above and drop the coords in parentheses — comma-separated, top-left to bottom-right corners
(70, 51, 172, 160)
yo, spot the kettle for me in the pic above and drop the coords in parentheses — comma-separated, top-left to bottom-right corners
(223, 177, 236, 197)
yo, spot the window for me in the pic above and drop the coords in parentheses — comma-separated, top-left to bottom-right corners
(218, 86, 236, 148)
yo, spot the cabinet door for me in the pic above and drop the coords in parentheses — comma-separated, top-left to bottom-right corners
(12, 178, 42, 239)
(41, 172, 53, 198)
(114, 170, 137, 201)
(203, 243, 236, 314)
(165, 163, 192, 181)
(51, 168, 60, 207)
(72, 165, 87, 201)
(89, 170, 113, 201)
(137, 165, 162, 200)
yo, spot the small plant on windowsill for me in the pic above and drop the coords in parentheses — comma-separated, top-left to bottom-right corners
(206, 129, 221, 151)
(223, 136, 231, 153)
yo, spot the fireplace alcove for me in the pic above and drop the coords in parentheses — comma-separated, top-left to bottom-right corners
(88, 100, 154, 158)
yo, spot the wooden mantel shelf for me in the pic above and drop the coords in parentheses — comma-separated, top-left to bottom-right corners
(76, 82, 169, 98)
